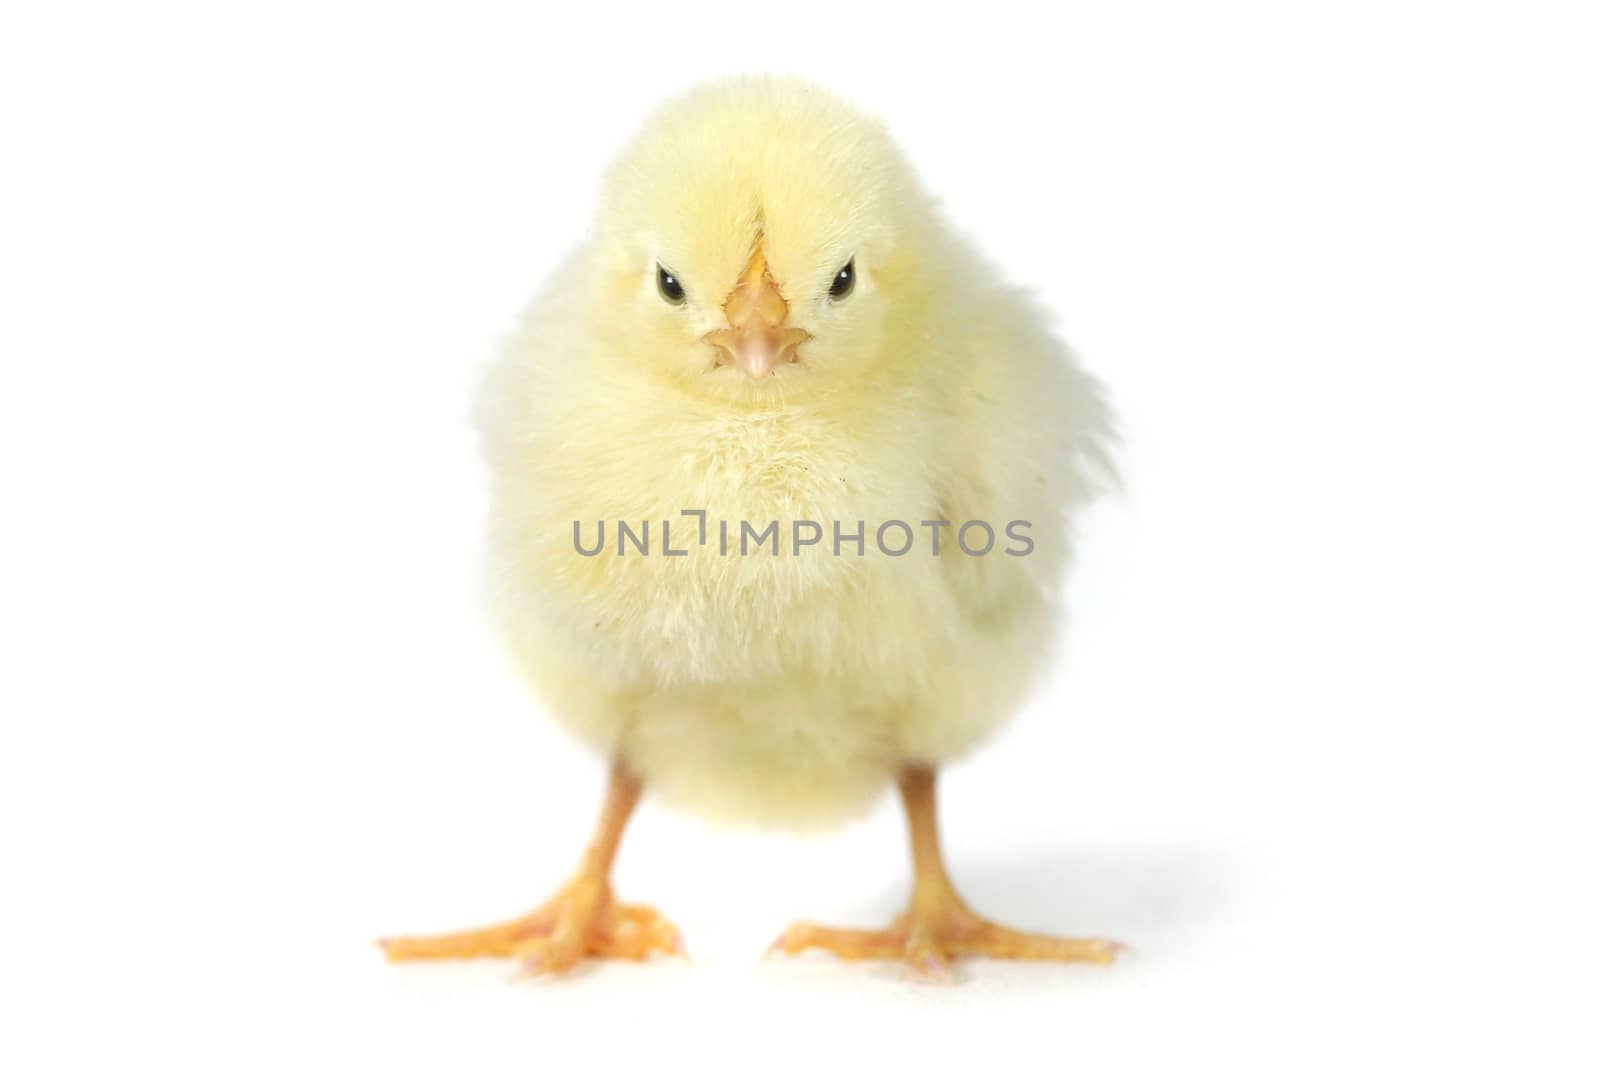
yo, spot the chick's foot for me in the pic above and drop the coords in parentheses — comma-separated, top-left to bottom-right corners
(380, 764, 679, 975)
(770, 767, 1124, 975)
(771, 897, 1122, 976)
(380, 877, 684, 974)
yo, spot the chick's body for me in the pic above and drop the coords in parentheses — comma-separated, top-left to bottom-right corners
(475, 79, 1111, 829)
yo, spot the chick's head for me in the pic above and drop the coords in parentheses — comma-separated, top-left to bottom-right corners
(587, 77, 938, 402)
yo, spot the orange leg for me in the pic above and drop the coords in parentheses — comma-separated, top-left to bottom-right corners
(380, 763, 683, 974)
(771, 766, 1124, 975)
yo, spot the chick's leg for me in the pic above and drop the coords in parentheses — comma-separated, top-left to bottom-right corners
(380, 763, 683, 974)
(772, 766, 1123, 974)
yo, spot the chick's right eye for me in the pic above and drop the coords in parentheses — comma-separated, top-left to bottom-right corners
(657, 264, 686, 305)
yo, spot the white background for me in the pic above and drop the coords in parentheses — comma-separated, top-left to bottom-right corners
(3, 1, 1597, 1063)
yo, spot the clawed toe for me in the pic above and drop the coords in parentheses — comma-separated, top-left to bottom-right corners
(382, 886, 684, 973)
(770, 906, 1123, 973)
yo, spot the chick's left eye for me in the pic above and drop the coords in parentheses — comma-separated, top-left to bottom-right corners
(829, 259, 855, 300)
(657, 264, 686, 305)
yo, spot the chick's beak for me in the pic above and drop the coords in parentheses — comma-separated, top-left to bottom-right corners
(704, 249, 810, 379)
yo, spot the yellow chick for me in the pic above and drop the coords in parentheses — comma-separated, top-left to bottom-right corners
(382, 76, 1117, 975)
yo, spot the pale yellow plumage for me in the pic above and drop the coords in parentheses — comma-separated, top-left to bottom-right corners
(474, 76, 1113, 828)
(381, 75, 1122, 975)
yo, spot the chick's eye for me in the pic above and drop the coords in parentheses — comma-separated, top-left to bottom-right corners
(829, 259, 855, 301)
(657, 264, 686, 305)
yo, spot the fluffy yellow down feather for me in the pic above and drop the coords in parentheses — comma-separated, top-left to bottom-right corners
(475, 77, 1112, 828)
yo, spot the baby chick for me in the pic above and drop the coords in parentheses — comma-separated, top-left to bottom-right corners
(381, 77, 1117, 976)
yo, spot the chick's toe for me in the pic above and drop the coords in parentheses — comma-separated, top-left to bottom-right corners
(380, 884, 683, 973)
